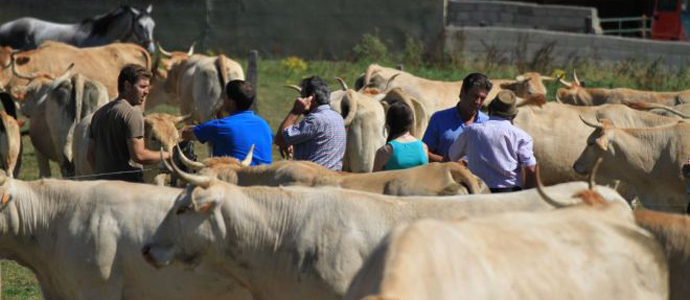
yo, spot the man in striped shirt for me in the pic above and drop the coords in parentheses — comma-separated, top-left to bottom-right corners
(448, 90, 537, 193)
(275, 76, 346, 170)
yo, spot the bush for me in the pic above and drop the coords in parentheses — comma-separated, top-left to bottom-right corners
(352, 32, 389, 63)
(403, 35, 425, 68)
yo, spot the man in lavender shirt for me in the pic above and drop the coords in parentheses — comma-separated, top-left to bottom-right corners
(275, 76, 346, 170)
(422, 73, 492, 162)
(448, 90, 537, 193)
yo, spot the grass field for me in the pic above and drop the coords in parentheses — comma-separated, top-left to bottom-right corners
(3, 54, 690, 299)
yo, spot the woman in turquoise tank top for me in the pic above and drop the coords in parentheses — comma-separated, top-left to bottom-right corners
(372, 101, 429, 171)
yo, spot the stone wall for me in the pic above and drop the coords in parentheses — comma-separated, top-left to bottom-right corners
(447, 0, 603, 34)
(444, 26, 690, 68)
(0, 0, 445, 59)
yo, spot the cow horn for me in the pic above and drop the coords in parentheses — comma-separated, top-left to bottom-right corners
(573, 70, 581, 86)
(156, 42, 173, 58)
(588, 157, 603, 190)
(579, 114, 602, 129)
(384, 73, 401, 91)
(558, 78, 572, 88)
(342, 91, 358, 127)
(535, 166, 576, 208)
(283, 85, 302, 93)
(175, 114, 192, 124)
(59, 63, 75, 79)
(175, 144, 205, 171)
(335, 77, 348, 91)
(554, 94, 563, 104)
(187, 42, 196, 56)
(10, 53, 38, 80)
(519, 76, 531, 84)
(540, 75, 556, 81)
(161, 148, 211, 188)
(240, 144, 254, 167)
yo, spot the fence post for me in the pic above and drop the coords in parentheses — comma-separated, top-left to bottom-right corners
(247, 50, 259, 113)
(584, 16, 592, 34)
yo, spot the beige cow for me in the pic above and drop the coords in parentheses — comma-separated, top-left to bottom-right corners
(556, 72, 690, 106)
(574, 118, 690, 212)
(16, 64, 109, 178)
(180, 150, 488, 196)
(161, 47, 244, 123)
(0, 173, 253, 300)
(635, 209, 690, 300)
(143, 160, 628, 300)
(0, 41, 151, 99)
(345, 193, 667, 300)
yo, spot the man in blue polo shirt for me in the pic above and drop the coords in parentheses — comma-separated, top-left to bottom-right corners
(422, 73, 492, 162)
(181, 80, 272, 165)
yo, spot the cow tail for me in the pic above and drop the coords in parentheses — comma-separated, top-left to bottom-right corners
(215, 54, 230, 90)
(0, 111, 21, 177)
(73, 74, 85, 122)
(342, 90, 358, 127)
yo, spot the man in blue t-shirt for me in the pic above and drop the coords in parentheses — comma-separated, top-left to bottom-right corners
(422, 73, 492, 162)
(181, 80, 272, 165)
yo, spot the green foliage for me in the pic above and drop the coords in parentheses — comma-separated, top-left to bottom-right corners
(403, 35, 425, 68)
(352, 33, 389, 63)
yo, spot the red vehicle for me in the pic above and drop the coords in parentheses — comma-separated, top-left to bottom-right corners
(651, 0, 690, 40)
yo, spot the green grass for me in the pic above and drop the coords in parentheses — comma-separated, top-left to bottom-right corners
(4, 57, 690, 299)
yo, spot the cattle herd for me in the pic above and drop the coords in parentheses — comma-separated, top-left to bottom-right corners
(0, 4, 690, 300)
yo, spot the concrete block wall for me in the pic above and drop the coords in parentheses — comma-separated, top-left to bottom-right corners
(447, 1, 603, 35)
(444, 26, 690, 69)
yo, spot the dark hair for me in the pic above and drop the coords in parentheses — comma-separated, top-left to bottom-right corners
(118, 64, 152, 93)
(386, 101, 414, 142)
(225, 80, 254, 111)
(460, 73, 493, 95)
(300, 76, 331, 105)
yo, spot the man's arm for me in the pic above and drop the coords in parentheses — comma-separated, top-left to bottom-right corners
(448, 131, 469, 162)
(275, 96, 313, 158)
(422, 115, 445, 162)
(181, 126, 198, 141)
(522, 164, 537, 189)
(127, 137, 170, 164)
(87, 139, 96, 169)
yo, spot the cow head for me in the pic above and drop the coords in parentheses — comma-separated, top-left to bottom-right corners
(144, 113, 189, 153)
(499, 72, 551, 99)
(143, 157, 229, 269)
(156, 43, 194, 93)
(573, 116, 616, 177)
(556, 71, 594, 105)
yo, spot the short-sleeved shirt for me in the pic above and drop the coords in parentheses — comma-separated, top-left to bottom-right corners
(89, 99, 145, 182)
(384, 140, 428, 170)
(282, 104, 346, 170)
(448, 116, 537, 188)
(193, 110, 273, 165)
(422, 107, 489, 158)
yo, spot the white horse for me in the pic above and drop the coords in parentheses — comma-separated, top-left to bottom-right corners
(0, 5, 156, 52)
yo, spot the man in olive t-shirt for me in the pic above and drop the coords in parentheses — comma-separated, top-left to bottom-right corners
(87, 64, 170, 182)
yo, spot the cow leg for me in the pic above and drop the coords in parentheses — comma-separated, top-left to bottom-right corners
(35, 150, 51, 178)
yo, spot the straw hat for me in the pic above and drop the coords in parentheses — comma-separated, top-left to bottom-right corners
(488, 90, 518, 117)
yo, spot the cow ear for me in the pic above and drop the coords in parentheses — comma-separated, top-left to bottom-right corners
(408, 97, 428, 138)
(195, 201, 217, 214)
